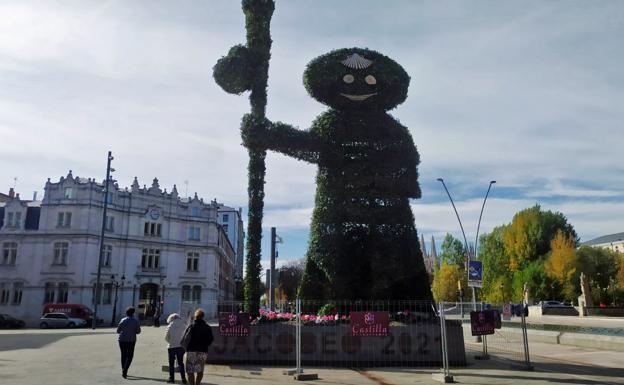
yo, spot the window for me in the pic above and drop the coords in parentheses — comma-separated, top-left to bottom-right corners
(106, 192, 114, 204)
(181, 285, 191, 302)
(53, 242, 69, 265)
(144, 222, 162, 237)
(7, 212, 21, 227)
(101, 245, 112, 267)
(57, 282, 69, 304)
(191, 207, 199, 217)
(0, 283, 9, 304)
(44, 283, 55, 303)
(103, 283, 112, 304)
(12, 282, 22, 305)
(222, 214, 229, 222)
(105, 216, 115, 232)
(141, 248, 160, 269)
(186, 252, 199, 272)
(2, 242, 17, 265)
(57, 212, 72, 228)
(192, 286, 201, 302)
(64, 187, 74, 199)
(223, 224, 229, 233)
(188, 226, 200, 241)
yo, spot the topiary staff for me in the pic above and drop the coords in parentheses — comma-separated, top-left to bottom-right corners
(213, 0, 275, 316)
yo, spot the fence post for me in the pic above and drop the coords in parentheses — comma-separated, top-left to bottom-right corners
(433, 300, 454, 383)
(520, 305, 534, 370)
(296, 298, 301, 374)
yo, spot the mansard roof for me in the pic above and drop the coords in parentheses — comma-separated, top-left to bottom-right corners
(582, 232, 624, 246)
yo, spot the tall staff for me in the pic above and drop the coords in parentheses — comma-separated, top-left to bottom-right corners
(214, 0, 275, 316)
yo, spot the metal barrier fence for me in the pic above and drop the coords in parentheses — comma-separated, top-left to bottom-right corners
(440, 301, 532, 370)
(175, 300, 466, 369)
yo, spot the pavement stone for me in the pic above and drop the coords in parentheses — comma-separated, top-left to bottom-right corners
(0, 326, 623, 385)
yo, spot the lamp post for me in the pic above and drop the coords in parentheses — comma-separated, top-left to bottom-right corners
(474, 181, 496, 259)
(93, 151, 114, 330)
(437, 178, 496, 312)
(269, 227, 283, 311)
(110, 274, 125, 326)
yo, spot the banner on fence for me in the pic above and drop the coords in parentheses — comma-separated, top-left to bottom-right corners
(219, 312, 250, 336)
(470, 310, 496, 336)
(351, 311, 389, 336)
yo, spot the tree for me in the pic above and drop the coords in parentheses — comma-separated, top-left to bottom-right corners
(503, 205, 577, 271)
(544, 230, 578, 300)
(439, 233, 466, 269)
(432, 261, 465, 302)
(514, 260, 556, 302)
(617, 254, 624, 289)
(277, 260, 304, 301)
(478, 226, 511, 302)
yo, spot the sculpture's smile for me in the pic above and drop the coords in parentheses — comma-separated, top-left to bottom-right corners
(340, 93, 377, 101)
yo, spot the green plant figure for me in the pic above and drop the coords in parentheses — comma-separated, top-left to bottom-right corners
(242, 48, 432, 301)
(213, 0, 275, 316)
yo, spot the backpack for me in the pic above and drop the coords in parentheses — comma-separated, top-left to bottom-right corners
(180, 325, 192, 350)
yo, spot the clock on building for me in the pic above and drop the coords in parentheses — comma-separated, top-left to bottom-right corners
(149, 208, 161, 220)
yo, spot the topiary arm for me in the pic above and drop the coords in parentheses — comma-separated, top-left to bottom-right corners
(241, 114, 320, 164)
(397, 127, 422, 199)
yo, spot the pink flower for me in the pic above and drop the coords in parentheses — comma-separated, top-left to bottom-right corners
(341, 315, 347, 320)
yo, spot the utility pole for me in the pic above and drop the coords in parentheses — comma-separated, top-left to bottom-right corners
(270, 227, 276, 311)
(93, 151, 113, 330)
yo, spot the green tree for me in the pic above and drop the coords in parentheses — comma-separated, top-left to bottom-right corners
(439, 233, 466, 269)
(278, 260, 304, 301)
(478, 226, 511, 302)
(503, 205, 577, 271)
(513, 260, 556, 302)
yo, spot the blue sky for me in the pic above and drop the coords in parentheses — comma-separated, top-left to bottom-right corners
(1, 1, 623, 272)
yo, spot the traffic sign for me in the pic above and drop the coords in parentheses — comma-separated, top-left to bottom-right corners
(468, 260, 483, 288)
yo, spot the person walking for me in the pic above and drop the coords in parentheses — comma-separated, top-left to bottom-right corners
(117, 306, 141, 379)
(165, 313, 187, 384)
(184, 309, 213, 385)
(154, 307, 161, 327)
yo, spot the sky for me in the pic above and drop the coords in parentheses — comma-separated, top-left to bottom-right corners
(1, 1, 623, 273)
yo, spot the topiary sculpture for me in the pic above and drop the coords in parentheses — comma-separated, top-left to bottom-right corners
(241, 48, 432, 301)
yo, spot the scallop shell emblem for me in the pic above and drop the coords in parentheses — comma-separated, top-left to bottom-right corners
(341, 53, 373, 69)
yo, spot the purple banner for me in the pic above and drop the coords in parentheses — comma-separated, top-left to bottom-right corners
(218, 312, 250, 336)
(350, 311, 389, 337)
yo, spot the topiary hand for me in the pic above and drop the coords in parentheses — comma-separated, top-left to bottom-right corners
(213, 45, 257, 95)
(241, 113, 270, 149)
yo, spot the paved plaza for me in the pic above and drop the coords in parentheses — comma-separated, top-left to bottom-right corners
(1, 326, 623, 385)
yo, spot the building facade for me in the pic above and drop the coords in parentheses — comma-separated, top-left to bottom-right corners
(0, 172, 241, 325)
(582, 232, 624, 254)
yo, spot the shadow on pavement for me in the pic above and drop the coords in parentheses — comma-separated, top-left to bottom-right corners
(0, 331, 116, 351)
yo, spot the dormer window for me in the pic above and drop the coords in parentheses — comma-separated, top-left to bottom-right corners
(7, 212, 21, 228)
(64, 187, 74, 199)
(222, 214, 229, 222)
(191, 207, 199, 217)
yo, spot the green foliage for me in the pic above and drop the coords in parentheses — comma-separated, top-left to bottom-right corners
(214, 0, 275, 316)
(503, 205, 577, 271)
(277, 260, 304, 301)
(479, 226, 510, 301)
(303, 48, 410, 111)
(243, 47, 431, 301)
(513, 260, 556, 302)
(439, 233, 466, 269)
(544, 230, 578, 300)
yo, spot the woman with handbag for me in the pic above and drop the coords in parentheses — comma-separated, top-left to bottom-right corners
(164, 313, 187, 384)
(182, 309, 213, 385)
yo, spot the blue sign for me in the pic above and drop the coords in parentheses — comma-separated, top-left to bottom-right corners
(468, 260, 483, 288)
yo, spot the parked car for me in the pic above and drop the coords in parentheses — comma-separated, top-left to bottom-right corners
(540, 300, 570, 308)
(40, 313, 87, 328)
(0, 314, 26, 328)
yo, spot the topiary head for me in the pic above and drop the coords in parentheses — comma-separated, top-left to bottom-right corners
(303, 48, 410, 111)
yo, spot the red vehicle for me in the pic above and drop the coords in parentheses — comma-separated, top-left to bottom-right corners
(42, 304, 100, 326)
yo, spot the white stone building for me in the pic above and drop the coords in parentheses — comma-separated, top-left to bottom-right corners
(582, 232, 624, 254)
(0, 172, 241, 325)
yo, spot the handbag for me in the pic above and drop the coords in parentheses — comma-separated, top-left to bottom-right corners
(180, 325, 192, 350)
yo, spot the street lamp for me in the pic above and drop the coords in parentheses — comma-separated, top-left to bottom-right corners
(437, 178, 496, 311)
(93, 151, 114, 330)
(474, 181, 496, 259)
(111, 274, 125, 326)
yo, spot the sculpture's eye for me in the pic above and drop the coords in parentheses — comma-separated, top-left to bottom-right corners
(343, 74, 354, 84)
(365, 75, 377, 85)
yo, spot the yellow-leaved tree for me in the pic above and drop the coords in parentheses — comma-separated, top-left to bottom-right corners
(544, 230, 577, 300)
(432, 261, 465, 302)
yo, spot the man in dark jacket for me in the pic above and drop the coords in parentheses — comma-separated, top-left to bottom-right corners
(184, 309, 213, 385)
(117, 306, 141, 378)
